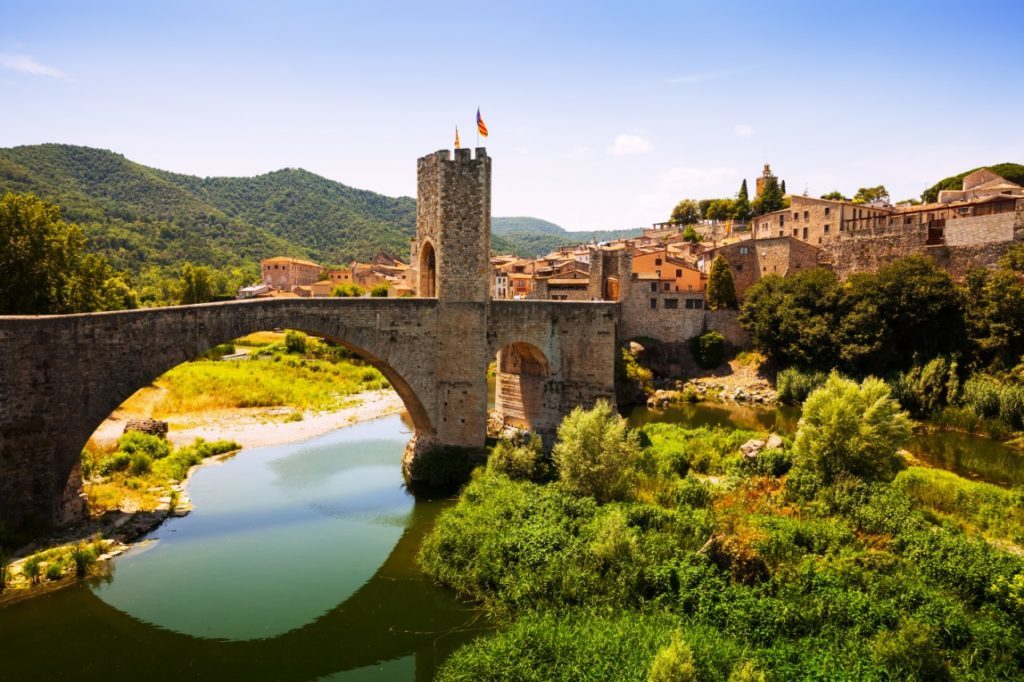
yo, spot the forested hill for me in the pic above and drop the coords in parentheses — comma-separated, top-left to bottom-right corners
(0, 144, 635, 282)
(492, 216, 643, 256)
(921, 162, 1024, 203)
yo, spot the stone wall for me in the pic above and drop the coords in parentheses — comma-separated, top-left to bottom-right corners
(944, 211, 1015, 246)
(618, 276, 706, 343)
(704, 310, 750, 347)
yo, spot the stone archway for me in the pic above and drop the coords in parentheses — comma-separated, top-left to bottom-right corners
(493, 341, 557, 434)
(419, 240, 437, 298)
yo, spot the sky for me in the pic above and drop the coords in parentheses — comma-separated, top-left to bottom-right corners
(2, 1, 1023, 231)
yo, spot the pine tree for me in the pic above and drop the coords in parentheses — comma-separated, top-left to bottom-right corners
(780, 179, 787, 195)
(706, 254, 738, 310)
(751, 177, 785, 216)
(733, 179, 751, 222)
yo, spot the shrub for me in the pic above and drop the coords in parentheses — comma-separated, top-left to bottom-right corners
(127, 451, 152, 476)
(999, 383, 1024, 430)
(22, 555, 41, 584)
(488, 434, 549, 482)
(332, 283, 364, 297)
(97, 451, 132, 476)
(791, 374, 912, 489)
(869, 618, 952, 681)
(776, 367, 828, 405)
(284, 329, 307, 354)
(370, 283, 389, 297)
(648, 633, 697, 682)
(689, 331, 725, 369)
(70, 542, 98, 578)
(553, 400, 642, 503)
(45, 561, 64, 581)
(117, 431, 170, 460)
(728, 661, 766, 682)
(962, 375, 1001, 418)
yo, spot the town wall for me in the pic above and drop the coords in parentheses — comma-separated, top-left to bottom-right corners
(704, 310, 750, 347)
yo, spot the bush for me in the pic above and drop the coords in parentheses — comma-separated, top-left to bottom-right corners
(870, 618, 952, 681)
(776, 367, 828, 405)
(370, 284, 389, 297)
(553, 400, 642, 503)
(648, 633, 697, 682)
(332, 283, 364, 297)
(22, 556, 41, 584)
(45, 561, 64, 581)
(128, 451, 152, 476)
(284, 329, 307, 354)
(999, 383, 1024, 430)
(117, 431, 170, 460)
(963, 375, 1001, 418)
(488, 434, 549, 482)
(97, 451, 132, 476)
(790, 374, 912, 489)
(728, 661, 766, 682)
(70, 542, 98, 578)
(689, 331, 725, 369)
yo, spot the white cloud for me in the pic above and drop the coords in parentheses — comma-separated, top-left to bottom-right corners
(0, 53, 69, 79)
(607, 134, 653, 156)
(734, 124, 754, 138)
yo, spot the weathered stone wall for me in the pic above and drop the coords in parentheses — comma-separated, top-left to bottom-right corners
(704, 310, 750, 347)
(0, 298, 441, 534)
(944, 212, 1015, 246)
(618, 277, 705, 343)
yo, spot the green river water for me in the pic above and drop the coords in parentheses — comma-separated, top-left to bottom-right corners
(1, 401, 1021, 682)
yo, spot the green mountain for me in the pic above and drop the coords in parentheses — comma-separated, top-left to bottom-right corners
(492, 216, 642, 257)
(921, 163, 1024, 203)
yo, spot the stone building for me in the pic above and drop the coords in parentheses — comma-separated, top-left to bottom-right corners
(260, 257, 324, 291)
(697, 236, 826, 300)
(753, 195, 889, 246)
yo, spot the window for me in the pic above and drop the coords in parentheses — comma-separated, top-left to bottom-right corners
(736, 264, 743, 271)
(739, 246, 749, 255)
(803, 227, 808, 239)
(676, 269, 682, 277)
(824, 207, 830, 216)
(655, 258, 662, 266)
(823, 224, 830, 233)
(664, 298, 678, 309)
(684, 298, 703, 309)
(793, 212, 799, 220)
(803, 211, 809, 220)
(793, 229, 798, 237)
(650, 298, 657, 309)
(650, 282, 657, 292)
(780, 215, 785, 226)
(663, 282, 670, 291)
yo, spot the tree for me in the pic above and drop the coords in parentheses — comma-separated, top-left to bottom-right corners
(733, 179, 752, 222)
(705, 254, 737, 310)
(751, 176, 785, 216)
(0, 192, 134, 314)
(791, 374, 911, 486)
(332, 282, 365, 297)
(370, 283, 389, 297)
(648, 633, 697, 682)
(739, 268, 840, 370)
(177, 263, 215, 304)
(670, 199, 701, 225)
(682, 225, 700, 244)
(852, 185, 890, 204)
(552, 400, 641, 503)
(780, 179, 786, 195)
(820, 191, 849, 201)
(706, 199, 735, 222)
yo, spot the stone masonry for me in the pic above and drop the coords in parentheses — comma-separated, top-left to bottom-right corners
(0, 148, 619, 535)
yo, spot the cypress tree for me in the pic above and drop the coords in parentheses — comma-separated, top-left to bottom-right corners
(733, 179, 751, 222)
(706, 254, 738, 310)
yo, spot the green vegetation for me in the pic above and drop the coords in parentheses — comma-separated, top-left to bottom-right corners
(332, 283, 365, 297)
(6, 536, 108, 590)
(492, 216, 641, 257)
(552, 400, 641, 503)
(705, 255, 737, 310)
(369, 283, 389, 297)
(921, 162, 1024, 203)
(422, 393, 1024, 680)
(0, 192, 136, 314)
(775, 367, 827, 405)
(689, 331, 726, 369)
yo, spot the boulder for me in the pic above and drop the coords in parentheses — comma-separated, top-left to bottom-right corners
(740, 439, 765, 459)
(123, 418, 168, 439)
(766, 434, 784, 450)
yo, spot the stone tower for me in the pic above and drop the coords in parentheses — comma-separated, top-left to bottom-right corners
(409, 147, 492, 450)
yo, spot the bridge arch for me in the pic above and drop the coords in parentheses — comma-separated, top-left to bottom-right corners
(492, 341, 558, 434)
(0, 298, 441, 531)
(418, 239, 437, 298)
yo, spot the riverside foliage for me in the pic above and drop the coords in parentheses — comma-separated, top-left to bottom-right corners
(421, 384, 1024, 680)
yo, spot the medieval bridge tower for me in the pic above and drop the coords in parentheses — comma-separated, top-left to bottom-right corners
(0, 147, 618, 535)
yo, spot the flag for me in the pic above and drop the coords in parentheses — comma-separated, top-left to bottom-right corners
(454, 126, 460, 149)
(477, 107, 488, 137)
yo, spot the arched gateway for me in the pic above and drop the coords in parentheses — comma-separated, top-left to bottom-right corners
(0, 148, 618, 534)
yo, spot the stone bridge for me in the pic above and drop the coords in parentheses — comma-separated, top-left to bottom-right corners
(0, 147, 619, 534)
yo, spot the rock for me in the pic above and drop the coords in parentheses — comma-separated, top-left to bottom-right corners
(740, 439, 765, 459)
(123, 418, 168, 439)
(766, 434, 784, 450)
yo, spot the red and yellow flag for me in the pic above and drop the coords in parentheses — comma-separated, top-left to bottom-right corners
(476, 107, 488, 137)
(454, 126, 460, 149)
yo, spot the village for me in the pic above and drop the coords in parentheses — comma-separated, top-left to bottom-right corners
(240, 164, 1024, 346)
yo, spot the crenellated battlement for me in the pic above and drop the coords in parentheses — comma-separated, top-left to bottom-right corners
(419, 147, 489, 166)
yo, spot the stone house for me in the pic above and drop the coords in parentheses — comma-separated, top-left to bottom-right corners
(754, 195, 889, 246)
(697, 236, 826, 300)
(260, 257, 324, 291)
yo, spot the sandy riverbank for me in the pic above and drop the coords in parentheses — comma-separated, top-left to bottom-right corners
(90, 389, 407, 450)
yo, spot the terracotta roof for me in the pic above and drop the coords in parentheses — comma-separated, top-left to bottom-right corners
(262, 256, 323, 268)
(547, 278, 589, 286)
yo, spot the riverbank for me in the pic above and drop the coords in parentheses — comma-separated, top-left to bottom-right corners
(2, 389, 408, 603)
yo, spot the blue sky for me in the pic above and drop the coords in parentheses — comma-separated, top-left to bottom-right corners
(2, 1, 1022, 230)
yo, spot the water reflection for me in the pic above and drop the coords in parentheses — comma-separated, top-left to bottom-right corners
(0, 415, 488, 681)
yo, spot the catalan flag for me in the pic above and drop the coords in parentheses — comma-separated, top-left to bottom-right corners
(476, 107, 488, 137)
(454, 126, 460, 149)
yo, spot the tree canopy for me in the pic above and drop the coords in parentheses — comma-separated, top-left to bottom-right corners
(0, 192, 137, 314)
(670, 199, 701, 225)
(705, 255, 737, 310)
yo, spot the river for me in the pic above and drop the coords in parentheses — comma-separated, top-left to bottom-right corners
(2, 400, 1021, 682)
(0, 414, 488, 682)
